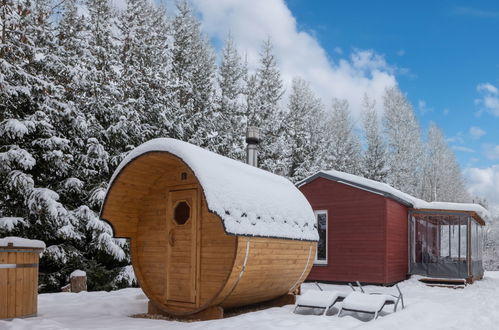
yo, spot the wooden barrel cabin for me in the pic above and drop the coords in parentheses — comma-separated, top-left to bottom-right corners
(0, 237, 45, 320)
(100, 138, 318, 319)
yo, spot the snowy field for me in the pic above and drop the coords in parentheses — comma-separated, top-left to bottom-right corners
(3, 272, 499, 330)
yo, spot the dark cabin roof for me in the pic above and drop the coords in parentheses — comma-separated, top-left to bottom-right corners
(297, 170, 490, 223)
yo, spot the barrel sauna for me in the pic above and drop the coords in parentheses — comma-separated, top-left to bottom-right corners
(0, 237, 45, 320)
(100, 138, 318, 319)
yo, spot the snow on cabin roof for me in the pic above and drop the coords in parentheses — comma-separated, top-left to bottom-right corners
(298, 169, 490, 223)
(105, 138, 318, 241)
(0, 236, 46, 249)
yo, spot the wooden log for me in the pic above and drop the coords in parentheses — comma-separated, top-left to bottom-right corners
(261, 294, 296, 308)
(70, 276, 87, 293)
(148, 301, 224, 321)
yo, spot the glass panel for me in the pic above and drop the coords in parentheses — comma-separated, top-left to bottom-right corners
(460, 223, 467, 259)
(426, 220, 439, 263)
(409, 212, 471, 279)
(174, 201, 190, 225)
(480, 224, 483, 261)
(474, 221, 477, 261)
(440, 223, 450, 258)
(315, 212, 327, 263)
(415, 217, 426, 264)
(410, 216, 415, 265)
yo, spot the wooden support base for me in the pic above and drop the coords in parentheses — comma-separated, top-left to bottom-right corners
(147, 301, 224, 321)
(261, 294, 296, 308)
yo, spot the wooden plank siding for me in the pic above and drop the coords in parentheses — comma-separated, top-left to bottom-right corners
(0, 248, 41, 319)
(385, 199, 409, 283)
(105, 150, 316, 317)
(300, 177, 408, 284)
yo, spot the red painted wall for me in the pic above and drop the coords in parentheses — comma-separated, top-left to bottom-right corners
(300, 177, 408, 284)
(385, 199, 409, 283)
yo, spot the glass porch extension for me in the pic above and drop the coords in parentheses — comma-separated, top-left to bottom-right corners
(409, 211, 484, 281)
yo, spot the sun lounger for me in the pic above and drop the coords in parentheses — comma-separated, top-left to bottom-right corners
(294, 284, 350, 315)
(338, 282, 404, 320)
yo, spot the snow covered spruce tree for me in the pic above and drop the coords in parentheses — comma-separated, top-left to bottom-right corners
(171, 0, 216, 146)
(360, 94, 388, 182)
(210, 35, 248, 160)
(324, 98, 361, 174)
(382, 86, 424, 197)
(284, 78, 327, 182)
(117, 0, 173, 146)
(247, 39, 287, 174)
(0, 0, 129, 292)
(421, 122, 469, 202)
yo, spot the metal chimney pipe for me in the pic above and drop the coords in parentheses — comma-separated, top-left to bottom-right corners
(246, 126, 260, 167)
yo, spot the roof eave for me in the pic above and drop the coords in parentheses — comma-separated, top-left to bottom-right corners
(297, 171, 414, 207)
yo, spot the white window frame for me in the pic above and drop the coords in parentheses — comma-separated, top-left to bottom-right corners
(314, 210, 328, 265)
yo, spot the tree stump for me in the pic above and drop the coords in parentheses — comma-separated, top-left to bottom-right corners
(63, 270, 87, 293)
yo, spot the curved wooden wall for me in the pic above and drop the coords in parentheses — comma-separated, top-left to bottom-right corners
(102, 152, 316, 316)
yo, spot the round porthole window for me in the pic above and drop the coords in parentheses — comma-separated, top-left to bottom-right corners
(174, 201, 190, 225)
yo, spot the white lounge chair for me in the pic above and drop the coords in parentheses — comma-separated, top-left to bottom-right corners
(338, 282, 405, 320)
(294, 283, 350, 315)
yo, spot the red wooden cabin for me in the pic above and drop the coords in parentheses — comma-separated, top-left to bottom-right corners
(298, 170, 488, 285)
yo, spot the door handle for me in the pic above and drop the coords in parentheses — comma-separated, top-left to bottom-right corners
(168, 229, 175, 247)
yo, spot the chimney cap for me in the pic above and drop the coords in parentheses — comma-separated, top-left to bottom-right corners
(246, 126, 260, 144)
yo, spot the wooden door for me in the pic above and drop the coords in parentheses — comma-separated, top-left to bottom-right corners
(166, 188, 198, 304)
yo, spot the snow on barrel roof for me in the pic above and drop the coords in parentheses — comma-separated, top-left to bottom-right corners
(0, 236, 46, 249)
(106, 138, 318, 241)
(298, 169, 490, 222)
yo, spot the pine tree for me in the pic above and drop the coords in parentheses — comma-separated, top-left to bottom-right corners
(249, 39, 286, 174)
(211, 34, 247, 160)
(1, 0, 129, 292)
(361, 94, 388, 182)
(1, 0, 80, 290)
(382, 86, 423, 197)
(324, 98, 361, 174)
(171, 0, 216, 146)
(284, 78, 327, 182)
(85, 0, 123, 163)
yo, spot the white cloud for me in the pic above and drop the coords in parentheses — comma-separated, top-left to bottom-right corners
(418, 99, 433, 115)
(447, 132, 464, 144)
(191, 0, 398, 118)
(333, 47, 343, 55)
(452, 146, 475, 153)
(478, 83, 499, 95)
(464, 166, 499, 216)
(483, 144, 499, 160)
(452, 6, 499, 18)
(469, 126, 486, 140)
(443, 108, 450, 115)
(476, 82, 499, 116)
(396, 49, 405, 56)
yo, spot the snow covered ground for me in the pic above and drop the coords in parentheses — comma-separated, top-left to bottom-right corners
(3, 272, 499, 330)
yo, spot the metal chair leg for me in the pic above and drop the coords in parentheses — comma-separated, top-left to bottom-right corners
(395, 284, 405, 309)
(356, 281, 365, 293)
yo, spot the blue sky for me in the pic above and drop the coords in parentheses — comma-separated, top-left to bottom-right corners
(285, 0, 499, 169)
(187, 0, 499, 212)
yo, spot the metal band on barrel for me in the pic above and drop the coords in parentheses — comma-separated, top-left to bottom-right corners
(0, 263, 39, 269)
(0, 249, 42, 253)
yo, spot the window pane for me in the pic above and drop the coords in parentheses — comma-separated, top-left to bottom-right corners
(317, 213, 327, 261)
(440, 224, 450, 257)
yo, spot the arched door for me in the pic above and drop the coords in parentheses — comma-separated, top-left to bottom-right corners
(166, 188, 198, 304)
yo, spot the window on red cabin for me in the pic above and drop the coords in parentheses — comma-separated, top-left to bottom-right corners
(314, 210, 328, 265)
